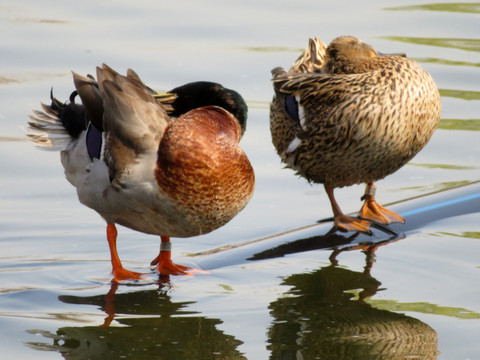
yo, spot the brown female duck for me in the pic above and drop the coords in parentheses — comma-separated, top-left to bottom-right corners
(270, 36, 441, 233)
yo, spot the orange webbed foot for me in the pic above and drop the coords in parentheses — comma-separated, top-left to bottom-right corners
(324, 185, 372, 235)
(112, 266, 145, 282)
(358, 183, 404, 225)
(359, 199, 405, 224)
(152, 253, 208, 276)
(155, 256, 193, 276)
(335, 214, 372, 234)
(152, 237, 208, 276)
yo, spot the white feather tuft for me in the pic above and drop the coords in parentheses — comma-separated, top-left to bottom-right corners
(25, 104, 72, 151)
(286, 136, 302, 154)
(296, 95, 308, 131)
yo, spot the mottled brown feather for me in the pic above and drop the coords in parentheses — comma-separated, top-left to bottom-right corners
(270, 36, 441, 188)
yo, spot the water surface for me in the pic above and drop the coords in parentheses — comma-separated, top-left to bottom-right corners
(1, 1, 480, 359)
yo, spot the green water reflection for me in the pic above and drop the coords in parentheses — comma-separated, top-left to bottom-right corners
(409, 163, 477, 170)
(398, 180, 473, 192)
(440, 89, 480, 101)
(438, 230, 480, 240)
(417, 57, 480, 68)
(242, 46, 302, 53)
(384, 3, 480, 14)
(383, 36, 480, 52)
(368, 299, 480, 320)
(438, 119, 480, 131)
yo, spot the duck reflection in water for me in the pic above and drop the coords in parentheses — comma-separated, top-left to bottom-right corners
(267, 265, 439, 359)
(26, 283, 246, 360)
(260, 229, 438, 359)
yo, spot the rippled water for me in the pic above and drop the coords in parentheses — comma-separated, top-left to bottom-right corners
(1, 1, 480, 359)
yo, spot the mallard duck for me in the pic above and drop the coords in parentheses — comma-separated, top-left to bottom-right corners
(270, 36, 441, 233)
(27, 64, 255, 281)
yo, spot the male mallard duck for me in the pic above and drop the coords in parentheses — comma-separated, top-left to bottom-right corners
(27, 64, 255, 281)
(270, 36, 441, 233)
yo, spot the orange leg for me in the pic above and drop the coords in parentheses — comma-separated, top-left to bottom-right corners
(358, 182, 405, 224)
(325, 185, 372, 234)
(150, 236, 192, 276)
(106, 223, 144, 281)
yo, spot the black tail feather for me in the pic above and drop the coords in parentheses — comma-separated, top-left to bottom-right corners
(51, 89, 88, 139)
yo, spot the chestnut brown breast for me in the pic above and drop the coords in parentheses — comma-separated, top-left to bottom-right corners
(155, 106, 254, 234)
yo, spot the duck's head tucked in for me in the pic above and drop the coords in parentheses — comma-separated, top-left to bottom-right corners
(26, 64, 255, 281)
(323, 36, 406, 74)
(167, 82, 248, 136)
(270, 36, 441, 234)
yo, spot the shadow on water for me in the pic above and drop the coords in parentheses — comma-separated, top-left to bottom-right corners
(193, 181, 480, 275)
(247, 224, 404, 268)
(25, 284, 246, 360)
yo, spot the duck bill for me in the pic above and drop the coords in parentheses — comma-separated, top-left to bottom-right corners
(153, 92, 177, 113)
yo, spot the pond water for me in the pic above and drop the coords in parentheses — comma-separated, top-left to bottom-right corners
(1, 0, 480, 359)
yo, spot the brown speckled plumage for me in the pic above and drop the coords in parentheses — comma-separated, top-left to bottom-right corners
(270, 36, 441, 232)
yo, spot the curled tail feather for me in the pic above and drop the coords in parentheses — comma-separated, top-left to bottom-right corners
(26, 90, 87, 151)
